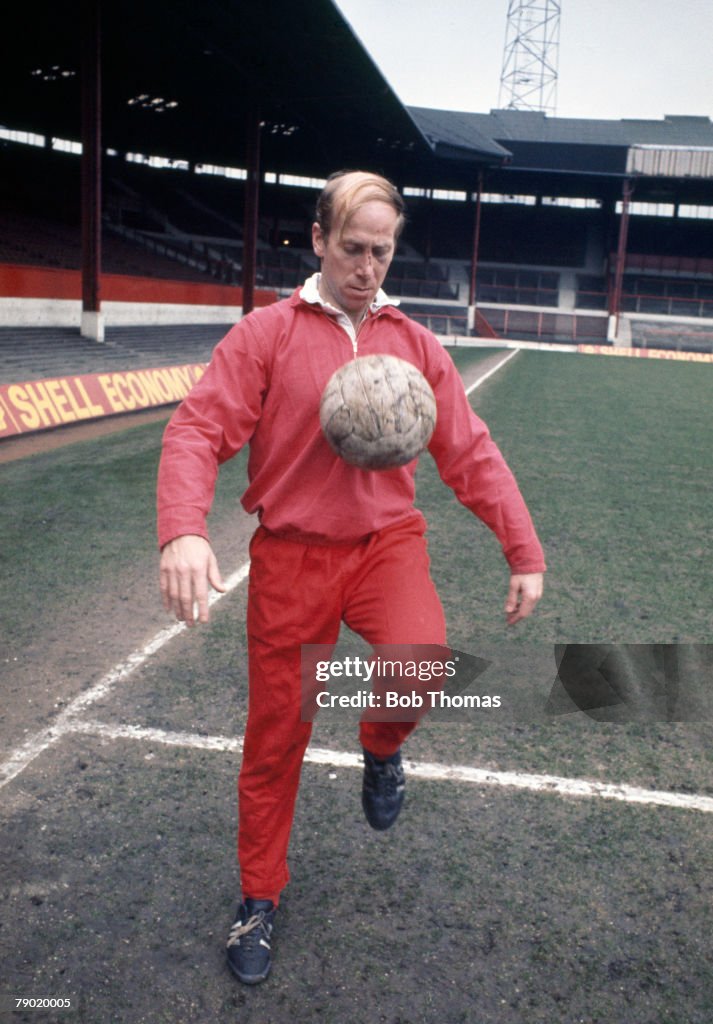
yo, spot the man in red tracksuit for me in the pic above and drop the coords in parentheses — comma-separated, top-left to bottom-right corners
(157, 170, 546, 985)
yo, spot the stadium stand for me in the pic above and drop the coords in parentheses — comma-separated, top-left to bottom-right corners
(398, 302, 469, 336)
(0, 210, 225, 285)
(2, 14, 713, 357)
(4, 131, 713, 354)
(0, 324, 222, 385)
(476, 268, 559, 308)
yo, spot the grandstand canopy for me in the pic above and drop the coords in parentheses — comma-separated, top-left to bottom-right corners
(409, 108, 713, 203)
(4, 1, 713, 206)
(1, 0, 503, 182)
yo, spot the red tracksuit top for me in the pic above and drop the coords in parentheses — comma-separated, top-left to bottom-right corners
(157, 288, 546, 575)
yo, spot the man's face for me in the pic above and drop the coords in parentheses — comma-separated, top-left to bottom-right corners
(312, 200, 398, 323)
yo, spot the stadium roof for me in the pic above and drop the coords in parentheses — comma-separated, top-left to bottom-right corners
(1, 0, 412, 174)
(3, 2, 713, 201)
(408, 107, 713, 201)
(1, 0, 503, 180)
(414, 108, 713, 150)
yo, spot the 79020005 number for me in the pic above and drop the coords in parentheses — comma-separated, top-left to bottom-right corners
(0, 996, 76, 1012)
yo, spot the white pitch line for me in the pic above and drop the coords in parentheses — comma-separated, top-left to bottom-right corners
(62, 720, 713, 815)
(68, 719, 245, 754)
(465, 347, 520, 396)
(0, 561, 251, 790)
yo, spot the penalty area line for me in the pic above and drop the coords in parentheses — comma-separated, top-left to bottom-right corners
(62, 719, 713, 816)
(0, 561, 251, 791)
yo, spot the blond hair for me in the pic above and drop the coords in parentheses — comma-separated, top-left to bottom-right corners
(315, 170, 405, 240)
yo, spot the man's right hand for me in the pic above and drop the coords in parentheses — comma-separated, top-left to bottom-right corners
(159, 534, 226, 626)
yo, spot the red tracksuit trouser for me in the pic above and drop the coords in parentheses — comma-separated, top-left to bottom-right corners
(237, 512, 447, 904)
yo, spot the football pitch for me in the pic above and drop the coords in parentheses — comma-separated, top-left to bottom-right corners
(0, 347, 711, 1024)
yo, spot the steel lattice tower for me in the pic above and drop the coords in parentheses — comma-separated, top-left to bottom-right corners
(498, 0, 561, 115)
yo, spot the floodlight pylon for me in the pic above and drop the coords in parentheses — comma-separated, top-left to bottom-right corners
(498, 0, 561, 115)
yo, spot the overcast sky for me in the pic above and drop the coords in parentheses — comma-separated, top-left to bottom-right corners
(335, 0, 713, 122)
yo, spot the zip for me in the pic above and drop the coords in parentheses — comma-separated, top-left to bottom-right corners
(353, 309, 382, 358)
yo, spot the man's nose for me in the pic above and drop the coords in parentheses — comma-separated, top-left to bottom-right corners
(356, 251, 374, 275)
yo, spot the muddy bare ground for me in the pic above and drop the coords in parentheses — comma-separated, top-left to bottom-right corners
(2, 730, 710, 1024)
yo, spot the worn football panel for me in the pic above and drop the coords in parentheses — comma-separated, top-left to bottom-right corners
(320, 354, 435, 442)
(343, 359, 404, 441)
(320, 354, 437, 469)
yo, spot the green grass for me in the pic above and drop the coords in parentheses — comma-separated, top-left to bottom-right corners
(3, 349, 712, 1024)
(380, 348, 713, 793)
(3, 346, 710, 666)
(443, 343, 503, 371)
(3, 347, 710, 651)
(0, 418, 248, 649)
(416, 350, 713, 644)
(1, 346, 708, 1024)
(0, 344, 496, 651)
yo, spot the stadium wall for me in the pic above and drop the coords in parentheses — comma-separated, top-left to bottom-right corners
(0, 263, 277, 327)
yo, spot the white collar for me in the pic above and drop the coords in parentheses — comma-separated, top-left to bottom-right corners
(299, 273, 398, 346)
(300, 272, 397, 314)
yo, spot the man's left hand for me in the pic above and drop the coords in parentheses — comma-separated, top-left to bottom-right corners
(505, 572, 544, 626)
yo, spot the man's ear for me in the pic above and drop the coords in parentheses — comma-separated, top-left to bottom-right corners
(312, 221, 326, 259)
